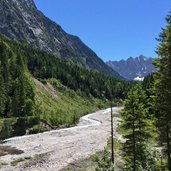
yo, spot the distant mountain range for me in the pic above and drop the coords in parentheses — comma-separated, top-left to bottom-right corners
(106, 55, 156, 81)
(0, 0, 121, 78)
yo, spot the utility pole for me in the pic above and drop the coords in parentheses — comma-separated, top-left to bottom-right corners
(111, 101, 114, 164)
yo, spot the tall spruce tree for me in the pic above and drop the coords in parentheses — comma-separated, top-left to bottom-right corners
(153, 12, 171, 170)
(120, 84, 152, 170)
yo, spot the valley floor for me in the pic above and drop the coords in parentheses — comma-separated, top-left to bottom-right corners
(0, 107, 123, 171)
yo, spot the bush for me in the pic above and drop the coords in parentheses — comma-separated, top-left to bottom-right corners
(12, 117, 26, 136)
(0, 120, 13, 140)
(93, 149, 115, 171)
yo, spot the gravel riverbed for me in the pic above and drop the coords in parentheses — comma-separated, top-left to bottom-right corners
(0, 107, 123, 171)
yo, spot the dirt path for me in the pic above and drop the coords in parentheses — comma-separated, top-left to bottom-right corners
(0, 107, 123, 171)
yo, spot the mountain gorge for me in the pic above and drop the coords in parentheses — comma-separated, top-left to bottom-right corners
(1, 0, 171, 169)
(0, 0, 120, 78)
(106, 55, 156, 80)
(0, 0, 134, 140)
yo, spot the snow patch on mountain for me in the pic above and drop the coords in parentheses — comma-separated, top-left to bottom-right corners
(134, 77, 144, 81)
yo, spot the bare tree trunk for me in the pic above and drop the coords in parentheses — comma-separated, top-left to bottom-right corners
(111, 102, 114, 164)
(166, 121, 171, 170)
(133, 119, 136, 171)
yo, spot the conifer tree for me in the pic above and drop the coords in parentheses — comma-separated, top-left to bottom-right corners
(120, 84, 152, 170)
(0, 40, 35, 117)
(0, 73, 5, 116)
(153, 12, 171, 170)
(0, 41, 10, 116)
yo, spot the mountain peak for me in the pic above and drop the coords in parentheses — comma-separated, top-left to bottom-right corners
(106, 56, 156, 80)
(128, 57, 133, 61)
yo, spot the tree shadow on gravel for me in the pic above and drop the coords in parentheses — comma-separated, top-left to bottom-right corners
(0, 145, 24, 156)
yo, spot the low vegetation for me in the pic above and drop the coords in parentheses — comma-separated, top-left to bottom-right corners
(34, 78, 108, 129)
(11, 157, 31, 166)
(0, 161, 7, 169)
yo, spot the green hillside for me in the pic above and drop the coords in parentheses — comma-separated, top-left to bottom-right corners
(34, 78, 108, 129)
(0, 35, 132, 139)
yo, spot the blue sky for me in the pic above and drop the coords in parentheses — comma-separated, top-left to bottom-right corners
(34, 0, 170, 61)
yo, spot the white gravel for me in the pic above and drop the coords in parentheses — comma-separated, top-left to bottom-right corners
(0, 107, 123, 171)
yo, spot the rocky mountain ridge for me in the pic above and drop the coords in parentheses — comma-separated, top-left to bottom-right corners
(106, 55, 156, 80)
(0, 0, 120, 78)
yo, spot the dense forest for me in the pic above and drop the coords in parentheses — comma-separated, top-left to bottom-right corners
(0, 34, 132, 100)
(0, 35, 132, 139)
(97, 12, 171, 171)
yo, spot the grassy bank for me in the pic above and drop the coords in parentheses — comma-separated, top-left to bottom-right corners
(34, 78, 109, 128)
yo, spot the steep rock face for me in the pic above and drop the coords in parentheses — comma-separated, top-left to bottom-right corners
(106, 55, 156, 80)
(0, 0, 121, 78)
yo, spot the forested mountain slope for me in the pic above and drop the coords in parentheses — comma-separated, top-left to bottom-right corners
(0, 35, 132, 139)
(0, 0, 121, 78)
